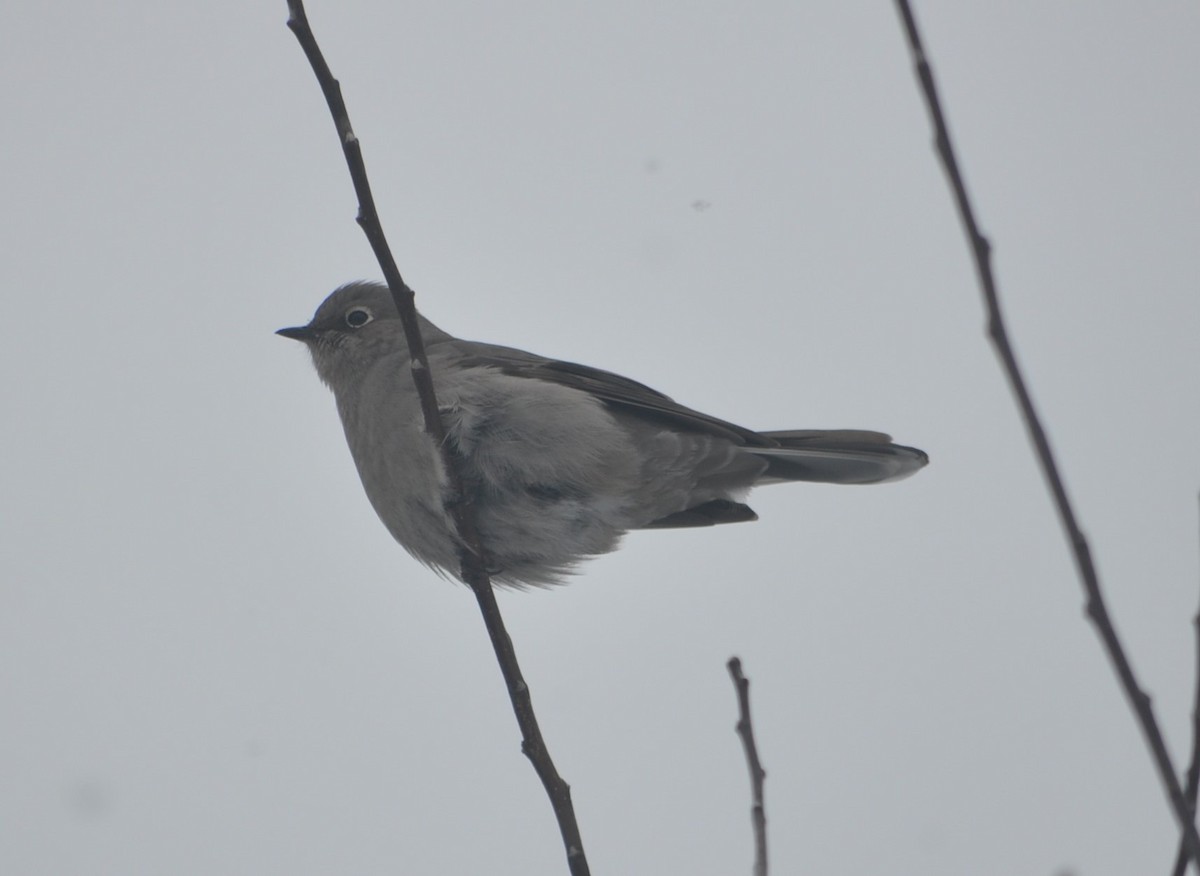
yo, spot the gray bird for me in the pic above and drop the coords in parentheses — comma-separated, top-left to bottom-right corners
(279, 282, 927, 587)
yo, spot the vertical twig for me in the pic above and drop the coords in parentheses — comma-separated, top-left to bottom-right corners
(728, 657, 768, 876)
(284, 4, 589, 873)
(1169, 496, 1200, 876)
(892, 1, 1200, 868)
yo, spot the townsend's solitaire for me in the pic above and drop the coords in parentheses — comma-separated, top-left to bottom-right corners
(279, 282, 927, 587)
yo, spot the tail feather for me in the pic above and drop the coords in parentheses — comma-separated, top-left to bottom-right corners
(751, 430, 928, 485)
(643, 499, 759, 529)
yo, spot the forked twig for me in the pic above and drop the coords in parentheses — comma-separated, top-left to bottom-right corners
(1169, 498, 1200, 876)
(728, 657, 768, 876)
(284, 4, 589, 873)
(892, 2, 1200, 868)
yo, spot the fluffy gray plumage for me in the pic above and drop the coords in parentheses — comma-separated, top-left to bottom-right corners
(279, 282, 927, 587)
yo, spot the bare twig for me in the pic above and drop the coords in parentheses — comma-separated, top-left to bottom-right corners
(284, 4, 589, 873)
(892, 1, 1200, 867)
(728, 657, 768, 876)
(1169, 497, 1200, 876)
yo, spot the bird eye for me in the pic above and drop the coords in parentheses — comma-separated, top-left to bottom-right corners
(344, 307, 373, 328)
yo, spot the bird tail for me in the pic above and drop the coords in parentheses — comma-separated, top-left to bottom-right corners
(749, 429, 928, 486)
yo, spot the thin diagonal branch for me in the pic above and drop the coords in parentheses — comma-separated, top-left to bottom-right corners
(1169, 497, 1200, 876)
(892, 2, 1200, 868)
(284, 4, 589, 873)
(728, 657, 768, 876)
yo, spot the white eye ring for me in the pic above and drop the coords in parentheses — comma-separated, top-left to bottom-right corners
(344, 307, 374, 329)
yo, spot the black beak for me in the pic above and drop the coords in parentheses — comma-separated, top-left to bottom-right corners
(276, 325, 316, 342)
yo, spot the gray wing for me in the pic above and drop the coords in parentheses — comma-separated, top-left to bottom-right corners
(447, 340, 774, 446)
(438, 338, 927, 484)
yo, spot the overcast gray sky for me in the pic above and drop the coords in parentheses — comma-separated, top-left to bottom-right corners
(3, 3, 1200, 875)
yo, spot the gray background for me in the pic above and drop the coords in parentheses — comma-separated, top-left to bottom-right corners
(3, 3, 1199, 874)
